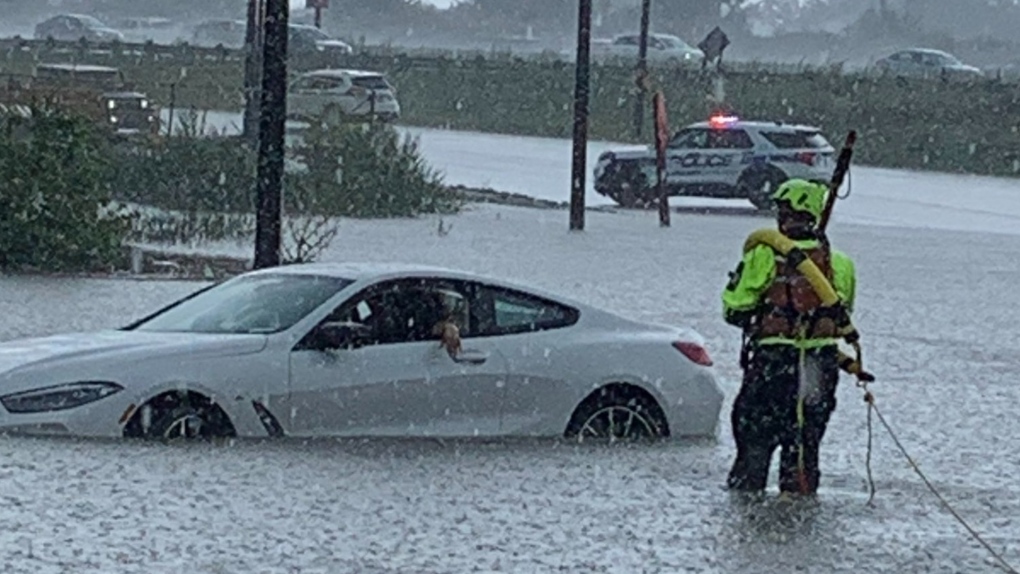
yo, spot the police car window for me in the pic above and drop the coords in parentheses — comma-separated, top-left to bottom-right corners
(669, 129, 710, 149)
(707, 129, 753, 149)
(761, 130, 830, 149)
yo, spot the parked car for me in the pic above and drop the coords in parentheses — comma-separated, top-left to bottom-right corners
(113, 16, 181, 45)
(190, 19, 246, 48)
(288, 23, 353, 56)
(288, 69, 400, 123)
(591, 32, 702, 65)
(34, 14, 124, 42)
(190, 19, 352, 57)
(874, 48, 984, 80)
(3, 63, 158, 136)
(0, 263, 723, 441)
(594, 115, 836, 209)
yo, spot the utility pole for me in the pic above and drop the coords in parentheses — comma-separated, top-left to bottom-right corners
(633, 0, 651, 138)
(569, 0, 593, 232)
(242, 0, 265, 146)
(253, 0, 289, 269)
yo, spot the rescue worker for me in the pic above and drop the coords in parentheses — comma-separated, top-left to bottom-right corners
(721, 179, 857, 495)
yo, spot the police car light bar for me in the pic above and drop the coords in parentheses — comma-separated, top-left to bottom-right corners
(709, 114, 739, 128)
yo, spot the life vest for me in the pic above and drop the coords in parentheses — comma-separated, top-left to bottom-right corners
(756, 242, 840, 340)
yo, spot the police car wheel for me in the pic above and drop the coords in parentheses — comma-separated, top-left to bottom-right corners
(739, 167, 787, 211)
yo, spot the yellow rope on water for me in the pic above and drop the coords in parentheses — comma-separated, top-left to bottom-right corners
(860, 383, 1019, 574)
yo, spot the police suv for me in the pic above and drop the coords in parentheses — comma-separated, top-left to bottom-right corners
(593, 116, 836, 209)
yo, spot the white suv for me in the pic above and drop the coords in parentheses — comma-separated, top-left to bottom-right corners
(593, 116, 836, 209)
(287, 69, 401, 123)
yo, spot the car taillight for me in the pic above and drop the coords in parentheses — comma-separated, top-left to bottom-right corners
(672, 341, 713, 367)
(795, 152, 817, 165)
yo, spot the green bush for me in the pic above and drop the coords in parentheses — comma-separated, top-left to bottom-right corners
(287, 121, 461, 218)
(0, 107, 129, 272)
(112, 116, 461, 242)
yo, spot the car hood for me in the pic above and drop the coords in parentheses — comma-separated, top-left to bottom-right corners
(0, 330, 267, 378)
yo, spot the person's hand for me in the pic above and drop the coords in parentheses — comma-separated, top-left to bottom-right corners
(438, 321, 462, 358)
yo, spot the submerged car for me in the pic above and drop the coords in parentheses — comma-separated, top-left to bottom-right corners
(0, 263, 723, 442)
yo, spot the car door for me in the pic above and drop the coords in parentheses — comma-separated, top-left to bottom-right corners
(418, 279, 509, 437)
(467, 283, 582, 435)
(285, 280, 436, 436)
(286, 278, 506, 437)
(705, 127, 755, 186)
(665, 128, 711, 186)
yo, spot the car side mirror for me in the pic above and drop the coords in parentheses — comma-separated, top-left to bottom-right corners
(311, 321, 371, 351)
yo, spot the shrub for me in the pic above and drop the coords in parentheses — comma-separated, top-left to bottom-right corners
(0, 107, 129, 272)
(287, 120, 462, 218)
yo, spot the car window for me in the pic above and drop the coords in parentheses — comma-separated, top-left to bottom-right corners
(669, 128, 710, 149)
(707, 128, 753, 149)
(128, 274, 354, 335)
(318, 278, 471, 346)
(761, 130, 830, 149)
(352, 76, 391, 91)
(472, 285, 579, 336)
(77, 15, 108, 29)
(294, 76, 345, 91)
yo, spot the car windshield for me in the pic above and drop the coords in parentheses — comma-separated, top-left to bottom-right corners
(292, 26, 331, 41)
(128, 273, 354, 334)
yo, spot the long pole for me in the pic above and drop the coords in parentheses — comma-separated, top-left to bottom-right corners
(633, 0, 651, 138)
(253, 0, 289, 269)
(242, 0, 264, 147)
(569, 0, 592, 232)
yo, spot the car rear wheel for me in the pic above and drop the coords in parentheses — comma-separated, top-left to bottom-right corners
(565, 384, 669, 442)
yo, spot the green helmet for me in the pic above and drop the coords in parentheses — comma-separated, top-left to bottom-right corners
(772, 179, 828, 222)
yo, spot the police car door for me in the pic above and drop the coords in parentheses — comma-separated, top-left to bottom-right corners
(664, 128, 738, 188)
(705, 127, 755, 186)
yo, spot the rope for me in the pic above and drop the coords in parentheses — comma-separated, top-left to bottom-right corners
(860, 384, 1019, 574)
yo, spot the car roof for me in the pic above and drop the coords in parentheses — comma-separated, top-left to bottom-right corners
(303, 69, 384, 78)
(686, 119, 821, 132)
(899, 48, 954, 56)
(245, 262, 592, 309)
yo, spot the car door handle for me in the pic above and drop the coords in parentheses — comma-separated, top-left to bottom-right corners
(453, 350, 489, 365)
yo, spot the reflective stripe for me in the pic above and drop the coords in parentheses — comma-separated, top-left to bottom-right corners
(756, 336, 838, 349)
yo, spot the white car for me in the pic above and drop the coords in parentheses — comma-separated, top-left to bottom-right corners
(0, 263, 724, 441)
(593, 115, 837, 210)
(875, 48, 984, 80)
(591, 33, 702, 65)
(288, 69, 400, 123)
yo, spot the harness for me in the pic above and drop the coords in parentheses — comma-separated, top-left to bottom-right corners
(756, 241, 840, 341)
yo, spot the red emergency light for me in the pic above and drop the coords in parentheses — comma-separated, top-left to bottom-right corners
(709, 114, 739, 128)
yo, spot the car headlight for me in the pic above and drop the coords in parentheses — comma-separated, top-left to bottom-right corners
(1, 382, 124, 413)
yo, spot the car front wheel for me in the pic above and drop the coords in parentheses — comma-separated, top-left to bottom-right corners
(124, 391, 236, 440)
